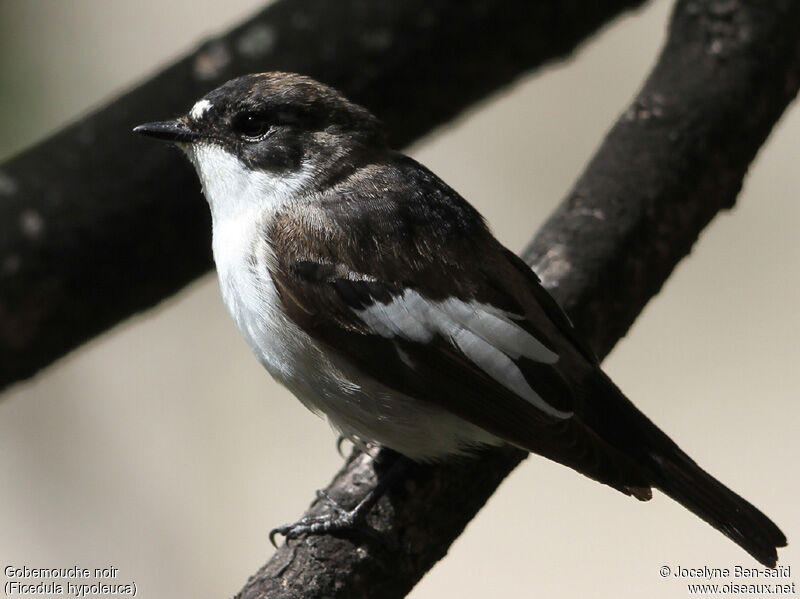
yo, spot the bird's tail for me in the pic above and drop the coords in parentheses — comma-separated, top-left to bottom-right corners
(650, 449, 787, 567)
(583, 371, 786, 567)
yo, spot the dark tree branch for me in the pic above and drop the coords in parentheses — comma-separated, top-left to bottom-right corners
(524, 0, 800, 357)
(235, 1, 800, 597)
(0, 0, 648, 392)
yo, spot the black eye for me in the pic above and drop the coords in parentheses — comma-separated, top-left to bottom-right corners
(232, 112, 270, 139)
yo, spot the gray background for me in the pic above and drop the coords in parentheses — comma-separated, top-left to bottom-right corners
(1, 1, 797, 597)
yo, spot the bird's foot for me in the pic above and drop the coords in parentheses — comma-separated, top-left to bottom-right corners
(269, 449, 410, 548)
(269, 490, 380, 547)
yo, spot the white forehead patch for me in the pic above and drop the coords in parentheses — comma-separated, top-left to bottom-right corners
(190, 99, 213, 120)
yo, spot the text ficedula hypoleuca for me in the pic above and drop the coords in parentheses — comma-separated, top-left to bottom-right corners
(134, 72, 785, 565)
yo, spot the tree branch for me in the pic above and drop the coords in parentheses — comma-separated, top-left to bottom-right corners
(235, 1, 800, 597)
(0, 0, 647, 392)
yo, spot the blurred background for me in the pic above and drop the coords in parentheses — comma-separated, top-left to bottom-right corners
(0, 1, 797, 597)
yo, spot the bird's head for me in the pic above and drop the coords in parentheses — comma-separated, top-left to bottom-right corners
(134, 72, 386, 215)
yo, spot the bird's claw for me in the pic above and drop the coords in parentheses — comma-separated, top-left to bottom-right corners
(269, 508, 384, 547)
(269, 487, 389, 547)
(335, 435, 349, 458)
(269, 452, 410, 549)
(269, 514, 345, 546)
(269, 487, 352, 547)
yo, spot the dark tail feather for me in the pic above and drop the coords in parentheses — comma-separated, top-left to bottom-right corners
(652, 451, 787, 567)
(581, 371, 786, 566)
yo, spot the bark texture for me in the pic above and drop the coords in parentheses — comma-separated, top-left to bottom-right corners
(0, 0, 648, 391)
(234, 1, 800, 597)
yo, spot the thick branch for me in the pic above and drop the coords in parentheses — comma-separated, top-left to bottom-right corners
(236, 1, 800, 597)
(0, 0, 647, 392)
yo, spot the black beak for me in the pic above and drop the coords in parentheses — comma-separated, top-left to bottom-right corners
(133, 119, 198, 143)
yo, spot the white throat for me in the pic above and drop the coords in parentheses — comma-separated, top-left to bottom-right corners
(182, 142, 313, 314)
(183, 142, 310, 224)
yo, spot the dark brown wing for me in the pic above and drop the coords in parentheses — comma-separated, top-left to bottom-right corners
(266, 169, 653, 494)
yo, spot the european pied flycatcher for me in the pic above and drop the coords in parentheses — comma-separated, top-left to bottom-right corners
(135, 72, 785, 566)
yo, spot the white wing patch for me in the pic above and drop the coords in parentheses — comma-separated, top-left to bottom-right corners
(353, 290, 571, 419)
(190, 98, 213, 120)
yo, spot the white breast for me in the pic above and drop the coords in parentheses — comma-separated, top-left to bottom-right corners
(184, 142, 503, 459)
(185, 142, 315, 379)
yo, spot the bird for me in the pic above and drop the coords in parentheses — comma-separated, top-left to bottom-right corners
(134, 72, 786, 566)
